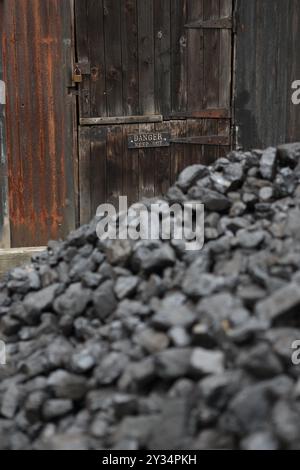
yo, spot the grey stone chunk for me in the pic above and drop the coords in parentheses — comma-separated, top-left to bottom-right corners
(277, 142, 300, 168)
(23, 283, 60, 316)
(256, 282, 300, 323)
(93, 280, 117, 319)
(190, 348, 225, 376)
(53, 283, 91, 317)
(177, 165, 210, 191)
(48, 370, 88, 400)
(240, 432, 279, 450)
(1, 385, 20, 419)
(134, 328, 170, 354)
(113, 416, 159, 448)
(188, 187, 231, 212)
(95, 352, 129, 385)
(132, 241, 176, 274)
(42, 399, 73, 420)
(152, 304, 197, 329)
(260, 147, 277, 180)
(155, 348, 192, 379)
(237, 229, 265, 248)
(272, 400, 300, 446)
(114, 276, 139, 300)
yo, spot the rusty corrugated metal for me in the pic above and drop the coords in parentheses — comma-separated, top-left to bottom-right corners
(2, 0, 76, 247)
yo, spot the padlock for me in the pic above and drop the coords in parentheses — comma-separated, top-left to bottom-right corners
(73, 65, 83, 83)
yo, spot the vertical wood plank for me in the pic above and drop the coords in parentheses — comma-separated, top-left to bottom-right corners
(79, 126, 91, 225)
(138, 0, 155, 114)
(87, 0, 107, 118)
(219, 0, 233, 109)
(187, 0, 204, 112)
(90, 126, 107, 216)
(75, 0, 90, 118)
(170, 120, 187, 184)
(171, 0, 188, 112)
(106, 126, 123, 206)
(0, 0, 10, 248)
(186, 120, 204, 166)
(139, 123, 155, 199)
(202, 119, 219, 165)
(121, 0, 139, 116)
(123, 124, 140, 205)
(203, 0, 220, 109)
(155, 121, 171, 196)
(154, 0, 171, 115)
(104, 0, 123, 117)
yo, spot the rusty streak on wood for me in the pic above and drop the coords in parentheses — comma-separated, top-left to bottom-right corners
(3, 0, 76, 247)
(80, 115, 163, 126)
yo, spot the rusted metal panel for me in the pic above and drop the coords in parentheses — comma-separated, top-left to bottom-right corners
(0, 0, 10, 249)
(2, 0, 76, 247)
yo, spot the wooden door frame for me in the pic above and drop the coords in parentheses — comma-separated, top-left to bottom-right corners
(0, 0, 10, 249)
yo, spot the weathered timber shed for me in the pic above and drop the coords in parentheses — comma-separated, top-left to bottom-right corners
(0, 0, 300, 249)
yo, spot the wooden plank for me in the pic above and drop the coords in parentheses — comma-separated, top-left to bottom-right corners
(171, 135, 230, 146)
(75, 0, 90, 118)
(138, 0, 155, 114)
(104, 0, 123, 117)
(87, 0, 107, 118)
(155, 121, 171, 197)
(167, 109, 231, 119)
(121, 0, 139, 116)
(171, 0, 188, 112)
(123, 124, 140, 206)
(90, 127, 107, 217)
(3, 0, 76, 247)
(219, 0, 233, 110)
(154, 0, 171, 115)
(185, 120, 204, 166)
(80, 115, 163, 126)
(202, 119, 219, 165)
(203, 0, 220, 109)
(170, 120, 187, 184)
(187, 0, 204, 112)
(106, 126, 123, 206)
(0, 247, 46, 279)
(0, 0, 10, 249)
(79, 127, 91, 225)
(139, 123, 155, 199)
(185, 17, 232, 29)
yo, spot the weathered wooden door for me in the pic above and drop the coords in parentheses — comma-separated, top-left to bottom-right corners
(75, 0, 234, 224)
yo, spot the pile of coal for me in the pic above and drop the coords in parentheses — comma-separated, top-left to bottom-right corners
(1, 143, 300, 450)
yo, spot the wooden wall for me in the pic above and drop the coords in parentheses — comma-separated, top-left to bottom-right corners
(0, 0, 10, 248)
(235, 0, 300, 149)
(1, 0, 77, 248)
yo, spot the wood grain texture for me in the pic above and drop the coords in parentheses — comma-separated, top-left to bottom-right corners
(235, 0, 300, 149)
